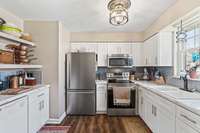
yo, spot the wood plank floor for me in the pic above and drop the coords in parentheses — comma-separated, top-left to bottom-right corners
(61, 115, 152, 133)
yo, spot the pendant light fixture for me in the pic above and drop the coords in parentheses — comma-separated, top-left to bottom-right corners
(108, 0, 131, 26)
(176, 20, 187, 43)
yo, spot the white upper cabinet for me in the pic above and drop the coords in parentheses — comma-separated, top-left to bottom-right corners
(97, 44, 108, 66)
(157, 32, 173, 66)
(70, 43, 98, 53)
(108, 43, 132, 55)
(132, 43, 144, 66)
(143, 32, 173, 66)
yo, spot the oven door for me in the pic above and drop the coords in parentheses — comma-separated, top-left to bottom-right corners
(108, 57, 133, 68)
(107, 83, 137, 109)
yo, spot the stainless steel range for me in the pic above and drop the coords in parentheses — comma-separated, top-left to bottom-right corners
(107, 68, 138, 116)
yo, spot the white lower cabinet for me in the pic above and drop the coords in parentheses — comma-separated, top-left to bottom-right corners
(0, 87, 49, 133)
(157, 97, 176, 133)
(144, 91, 158, 133)
(176, 105, 200, 133)
(138, 86, 145, 120)
(176, 118, 199, 133)
(0, 97, 28, 133)
(96, 83, 107, 113)
(29, 87, 49, 133)
(141, 88, 176, 133)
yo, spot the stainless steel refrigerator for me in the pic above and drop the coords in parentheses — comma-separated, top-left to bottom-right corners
(66, 53, 96, 115)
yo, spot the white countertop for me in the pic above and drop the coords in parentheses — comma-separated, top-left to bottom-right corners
(0, 84, 49, 106)
(133, 80, 200, 116)
(96, 80, 108, 84)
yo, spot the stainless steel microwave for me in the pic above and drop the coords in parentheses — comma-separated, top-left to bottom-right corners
(108, 54, 133, 68)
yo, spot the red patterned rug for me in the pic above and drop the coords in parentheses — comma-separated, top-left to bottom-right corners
(38, 126, 70, 133)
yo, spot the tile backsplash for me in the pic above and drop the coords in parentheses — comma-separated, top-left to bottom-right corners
(97, 66, 200, 92)
(0, 69, 43, 91)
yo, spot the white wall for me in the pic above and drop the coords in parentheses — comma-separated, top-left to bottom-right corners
(24, 21, 59, 118)
(24, 21, 70, 120)
(144, 0, 200, 39)
(70, 32, 144, 43)
(58, 22, 70, 117)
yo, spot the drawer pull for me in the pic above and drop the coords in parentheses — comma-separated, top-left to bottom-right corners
(181, 114, 197, 124)
(38, 93, 45, 97)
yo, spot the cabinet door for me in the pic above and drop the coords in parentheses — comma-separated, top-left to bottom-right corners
(138, 87, 144, 119)
(132, 43, 143, 66)
(108, 44, 119, 55)
(29, 88, 50, 133)
(144, 92, 158, 133)
(108, 43, 131, 55)
(158, 32, 173, 66)
(176, 118, 199, 133)
(0, 97, 28, 133)
(29, 91, 43, 133)
(149, 35, 158, 66)
(96, 91, 107, 112)
(40, 88, 50, 125)
(85, 43, 98, 53)
(143, 41, 150, 66)
(157, 109, 175, 133)
(98, 44, 108, 66)
(96, 84, 107, 112)
(71, 43, 98, 53)
(70, 43, 81, 52)
(157, 96, 176, 133)
(119, 44, 132, 55)
(144, 35, 158, 66)
(144, 98, 152, 128)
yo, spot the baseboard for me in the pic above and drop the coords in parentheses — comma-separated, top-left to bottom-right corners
(46, 112, 66, 124)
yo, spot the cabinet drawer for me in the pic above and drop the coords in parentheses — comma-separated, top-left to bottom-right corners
(96, 85, 107, 91)
(29, 87, 47, 103)
(176, 106, 200, 131)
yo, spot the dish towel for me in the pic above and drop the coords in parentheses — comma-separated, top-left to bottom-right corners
(113, 87, 131, 106)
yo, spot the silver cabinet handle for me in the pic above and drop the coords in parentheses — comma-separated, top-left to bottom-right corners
(181, 114, 197, 124)
(141, 97, 143, 105)
(154, 106, 157, 117)
(146, 58, 148, 65)
(38, 93, 45, 98)
(152, 105, 154, 114)
(155, 57, 158, 65)
(38, 102, 40, 110)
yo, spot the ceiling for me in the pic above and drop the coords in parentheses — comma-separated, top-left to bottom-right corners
(0, 0, 177, 32)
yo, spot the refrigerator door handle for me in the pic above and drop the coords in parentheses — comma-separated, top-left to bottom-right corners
(67, 91, 95, 94)
(67, 53, 71, 89)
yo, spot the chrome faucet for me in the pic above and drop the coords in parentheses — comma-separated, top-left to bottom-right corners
(180, 74, 189, 91)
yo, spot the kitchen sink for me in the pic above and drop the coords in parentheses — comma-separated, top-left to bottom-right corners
(164, 91, 200, 99)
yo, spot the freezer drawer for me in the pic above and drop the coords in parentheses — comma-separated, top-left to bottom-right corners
(67, 90, 96, 115)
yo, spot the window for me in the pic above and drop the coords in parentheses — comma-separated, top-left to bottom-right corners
(176, 23, 200, 80)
